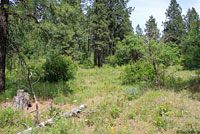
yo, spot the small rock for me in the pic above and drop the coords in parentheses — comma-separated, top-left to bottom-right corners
(73, 100, 78, 103)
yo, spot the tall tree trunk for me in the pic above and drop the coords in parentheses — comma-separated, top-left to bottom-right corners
(97, 50, 100, 67)
(94, 48, 98, 66)
(98, 49, 102, 67)
(109, 41, 113, 56)
(87, 38, 90, 65)
(0, 0, 9, 92)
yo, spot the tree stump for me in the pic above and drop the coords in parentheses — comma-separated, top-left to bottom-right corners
(12, 90, 32, 110)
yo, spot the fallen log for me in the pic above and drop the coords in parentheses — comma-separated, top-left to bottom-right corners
(62, 104, 87, 118)
(17, 104, 87, 134)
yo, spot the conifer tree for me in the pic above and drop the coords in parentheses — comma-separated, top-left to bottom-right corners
(145, 15, 160, 41)
(185, 8, 200, 40)
(91, 0, 110, 67)
(163, 0, 185, 45)
(107, 0, 133, 55)
(90, 0, 133, 66)
(182, 7, 200, 69)
(135, 24, 143, 38)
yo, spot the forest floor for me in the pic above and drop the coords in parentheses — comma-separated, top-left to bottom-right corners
(0, 66, 200, 134)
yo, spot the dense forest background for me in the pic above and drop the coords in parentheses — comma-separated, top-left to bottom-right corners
(0, 0, 199, 90)
(0, 0, 200, 133)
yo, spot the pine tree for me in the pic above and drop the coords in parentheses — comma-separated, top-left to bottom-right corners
(107, 0, 133, 55)
(89, 0, 133, 67)
(91, 0, 110, 67)
(182, 7, 200, 69)
(135, 24, 143, 38)
(38, 0, 86, 59)
(145, 15, 160, 41)
(185, 8, 200, 41)
(163, 0, 185, 45)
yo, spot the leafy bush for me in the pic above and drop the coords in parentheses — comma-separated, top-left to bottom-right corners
(29, 58, 46, 78)
(121, 61, 155, 85)
(0, 108, 20, 128)
(43, 55, 77, 82)
(106, 55, 118, 67)
(0, 108, 34, 133)
(107, 35, 144, 66)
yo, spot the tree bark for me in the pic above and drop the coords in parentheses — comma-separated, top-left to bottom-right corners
(94, 48, 98, 66)
(87, 38, 90, 65)
(12, 90, 32, 110)
(0, 0, 9, 92)
(98, 49, 103, 67)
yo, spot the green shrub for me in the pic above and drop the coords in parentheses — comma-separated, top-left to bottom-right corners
(121, 61, 155, 85)
(107, 35, 144, 66)
(29, 58, 46, 78)
(106, 55, 118, 67)
(43, 55, 78, 82)
(0, 108, 20, 128)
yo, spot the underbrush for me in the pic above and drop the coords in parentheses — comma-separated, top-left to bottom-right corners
(0, 108, 34, 133)
(0, 56, 77, 102)
(0, 66, 200, 134)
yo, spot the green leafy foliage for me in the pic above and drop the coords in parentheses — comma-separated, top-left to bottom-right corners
(43, 55, 77, 82)
(143, 40, 179, 86)
(0, 108, 33, 133)
(144, 40, 179, 68)
(0, 108, 33, 131)
(120, 36, 179, 87)
(107, 35, 144, 66)
(0, 108, 20, 128)
(121, 61, 155, 85)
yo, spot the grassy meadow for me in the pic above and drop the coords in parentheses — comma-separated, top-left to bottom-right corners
(0, 66, 200, 134)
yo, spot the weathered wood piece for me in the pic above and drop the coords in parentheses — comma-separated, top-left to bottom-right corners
(12, 90, 32, 110)
(61, 104, 87, 118)
(17, 104, 87, 134)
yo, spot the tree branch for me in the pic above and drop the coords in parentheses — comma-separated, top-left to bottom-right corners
(17, 104, 87, 134)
